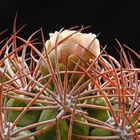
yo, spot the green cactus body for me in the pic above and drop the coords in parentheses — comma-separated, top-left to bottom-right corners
(90, 128, 114, 136)
(85, 97, 110, 122)
(12, 130, 36, 140)
(72, 116, 89, 140)
(7, 95, 42, 127)
(36, 109, 68, 140)
(2, 92, 17, 105)
(130, 116, 140, 129)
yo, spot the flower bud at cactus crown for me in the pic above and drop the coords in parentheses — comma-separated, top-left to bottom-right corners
(45, 29, 100, 66)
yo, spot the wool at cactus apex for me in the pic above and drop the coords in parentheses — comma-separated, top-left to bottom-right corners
(0, 0, 140, 55)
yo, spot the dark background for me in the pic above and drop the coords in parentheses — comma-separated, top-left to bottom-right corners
(0, 0, 140, 59)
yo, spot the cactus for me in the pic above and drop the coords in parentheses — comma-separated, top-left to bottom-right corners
(7, 95, 42, 127)
(83, 97, 110, 122)
(90, 128, 114, 136)
(36, 109, 69, 140)
(12, 129, 36, 140)
(0, 17, 140, 140)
